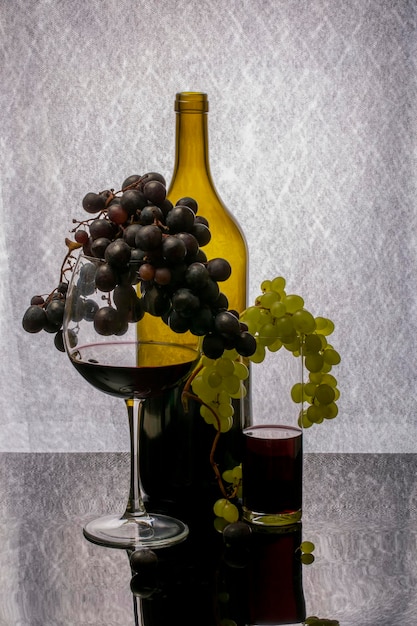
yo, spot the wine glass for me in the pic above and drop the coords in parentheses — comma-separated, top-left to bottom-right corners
(63, 254, 200, 549)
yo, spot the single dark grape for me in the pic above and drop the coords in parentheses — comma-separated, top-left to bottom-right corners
(121, 189, 148, 216)
(194, 215, 209, 227)
(172, 288, 200, 317)
(202, 333, 225, 359)
(95, 263, 118, 292)
(223, 521, 252, 548)
(104, 239, 131, 267)
(83, 298, 99, 321)
(82, 192, 107, 214)
(142, 286, 171, 317)
(123, 223, 142, 247)
(193, 248, 208, 263)
(176, 196, 198, 214)
(213, 292, 229, 310)
(192, 223, 211, 246)
(167, 310, 190, 333)
(107, 202, 129, 225)
(130, 548, 158, 574)
(91, 237, 111, 259)
(143, 180, 166, 205)
(130, 247, 146, 265)
(166, 205, 195, 234)
(162, 235, 187, 263)
(140, 205, 164, 226)
(46, 299, 65, 325)
(207, 258, 232, 282)
(89, 218, 115, 241)
(139, 263, 156, 281)
(234, 331, 257, 357)
(54, 329, 65, 352)
(175, 232, 199, 258)
(121, 174, 141, 189)
(22, 305, 47, 333)
(113, 284, 136, 313)
(93, 306, 121, 335)
(158, 198, 173, 216)
(189, 306, 214, 336)
(130, 296, 145, 322)
(30, 295, 45, 306)
(43, 316, 62, 333)
(214, 310, 241, 336)
(185, 262, 209, 290)
(198, 278, 220, 305)
(135, 224, 163, 251)
(74, 229, 89, 245)
(66, 328, 78, 349)
(130, 573, 157, 599)
(140, 171, 166, 187)
(154, 267, 172, 286)
(57, 282, 68, 295)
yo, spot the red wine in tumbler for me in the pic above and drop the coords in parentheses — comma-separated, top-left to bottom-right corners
(243, 424, 302, 525)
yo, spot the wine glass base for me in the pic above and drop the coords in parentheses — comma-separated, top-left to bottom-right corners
(83, 513, 189, 550)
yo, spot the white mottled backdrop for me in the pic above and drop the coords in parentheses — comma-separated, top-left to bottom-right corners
(1, 0, 416, 452)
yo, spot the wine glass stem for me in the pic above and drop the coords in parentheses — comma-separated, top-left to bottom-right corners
(124, 398, 148, 519)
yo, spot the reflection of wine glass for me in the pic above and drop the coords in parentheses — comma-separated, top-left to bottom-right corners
(63, 254, 200, 549)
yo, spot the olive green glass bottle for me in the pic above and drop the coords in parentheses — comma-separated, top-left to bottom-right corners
(140, 92, 251, 520)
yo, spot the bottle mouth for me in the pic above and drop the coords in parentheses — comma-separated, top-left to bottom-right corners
(175, 92, 209, 112)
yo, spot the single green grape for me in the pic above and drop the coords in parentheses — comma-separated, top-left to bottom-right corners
(218, 402, 234, 418)
(216, 357, 235, 377)
(301, 553, 315, 565)
(207, 370, 222, 388)
(307, 404, 324, 423)
(274, 316, 294, 338)
(222, 374, 241, 395)
(305, 353, 325, 373)
(223, 501, 240, 523)
(270, 300, 286, 318)
(300, 540, 315, 553)
(291, 382, 304, 403)
(234, 361, 249, 380)
(323, 402, 338, 419)
(282, 294, 304, 313)
(292, 309, 316, 334)
(259, 290, 280, 308)
(323, 348, 341, 365)
(213, 498, 228, 517)
(257, 322, 280, 346)
(267, 338, 283, 352)
(271, 276, 286, 292)
(249, 343, 266, 363)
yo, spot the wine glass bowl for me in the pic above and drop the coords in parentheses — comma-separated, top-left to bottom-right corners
(63, 254, 200, 549)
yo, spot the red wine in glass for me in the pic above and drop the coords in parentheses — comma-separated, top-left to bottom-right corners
(242, 424, 302, 526)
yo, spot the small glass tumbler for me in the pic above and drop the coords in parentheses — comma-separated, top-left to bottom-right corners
(242, 424, 302, 526)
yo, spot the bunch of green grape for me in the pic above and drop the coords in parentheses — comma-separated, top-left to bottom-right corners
(190, 353, 249, 433)
(240, 276, 341, 429)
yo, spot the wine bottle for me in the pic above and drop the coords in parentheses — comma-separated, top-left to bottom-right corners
(139, 92, 251, 521)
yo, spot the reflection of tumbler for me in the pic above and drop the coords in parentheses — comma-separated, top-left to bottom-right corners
(247, 524, 306, 625)
(243, 425, 302, 526)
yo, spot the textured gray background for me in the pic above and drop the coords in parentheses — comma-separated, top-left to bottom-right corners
(1, 0, 416, 452)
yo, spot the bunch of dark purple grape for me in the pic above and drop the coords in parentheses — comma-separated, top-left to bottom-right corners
(22, 172, 256, 359)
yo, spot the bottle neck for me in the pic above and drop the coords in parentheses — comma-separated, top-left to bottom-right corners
(171, 92, 213, 180)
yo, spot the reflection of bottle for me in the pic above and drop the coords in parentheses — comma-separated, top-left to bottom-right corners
(139, 92, 251, 519)
(132, 523, 306, 626)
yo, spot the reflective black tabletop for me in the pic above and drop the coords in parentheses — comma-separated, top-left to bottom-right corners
(1, 453, 416, 625)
